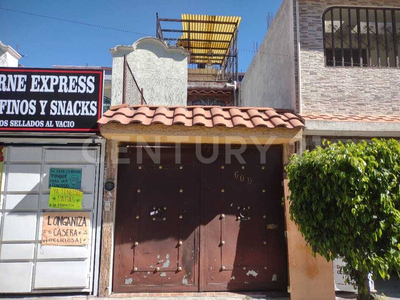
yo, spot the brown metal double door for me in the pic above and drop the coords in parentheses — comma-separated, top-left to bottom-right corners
(113, 145, 287, 293)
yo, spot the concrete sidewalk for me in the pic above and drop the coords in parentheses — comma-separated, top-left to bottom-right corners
(0, 293, 290, 300)
(3, 290, 400, 300)
(0, 292, 290, 300)
(0, 297, 289, 300)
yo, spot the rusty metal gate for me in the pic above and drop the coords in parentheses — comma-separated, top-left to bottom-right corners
(113, 145, 287, 293)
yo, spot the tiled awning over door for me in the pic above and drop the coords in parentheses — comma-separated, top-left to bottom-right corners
(98, 105, 304, 144)
(99, 105, 304, 129)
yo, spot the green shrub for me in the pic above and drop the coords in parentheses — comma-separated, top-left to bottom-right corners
(286, 139, 400, 299)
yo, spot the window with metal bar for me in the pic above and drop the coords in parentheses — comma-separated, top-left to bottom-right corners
(323, 7, 400, 67)
(190, 98, 229, 106)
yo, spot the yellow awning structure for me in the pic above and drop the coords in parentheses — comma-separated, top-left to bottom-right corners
(178, 14, 241, 65)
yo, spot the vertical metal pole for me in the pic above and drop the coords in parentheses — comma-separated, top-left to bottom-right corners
(156, 13, 159, 38)
(340, 9, 345, 66)
(235, 27, 239, 106)
(122, 55, 127, 104)
(188, 21, 191, 53)
(235, 27, 239, 83)
(357, 9, 363, 67)
(384, 9, 390, 67)
(375, 10, 381, 67)
(367, 9, 372, 67)
(323, 10, 327, 66)
(392, 10, 399, 67)
(349, 9, 354, 67)
(331, 10, 336, 66)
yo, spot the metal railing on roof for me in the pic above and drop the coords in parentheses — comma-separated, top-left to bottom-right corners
(156, 13, 240, 84)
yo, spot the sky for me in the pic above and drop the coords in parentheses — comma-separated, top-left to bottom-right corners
(1, 0, 283, 72)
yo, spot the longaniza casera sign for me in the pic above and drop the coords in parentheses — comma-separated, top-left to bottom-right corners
(0, 67, 103, 132)
(42, 212, 90, 246)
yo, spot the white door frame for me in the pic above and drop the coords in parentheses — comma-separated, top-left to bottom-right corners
(0, 135, 105, 296)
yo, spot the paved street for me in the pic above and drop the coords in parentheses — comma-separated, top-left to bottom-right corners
(336, 274, 400, 300)
(374, 273, 400, 300)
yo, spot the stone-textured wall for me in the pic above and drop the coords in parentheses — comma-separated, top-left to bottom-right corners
(298, 0, 400, 115)
(110, 37, 188, 107)
(240, 0, 296, 110)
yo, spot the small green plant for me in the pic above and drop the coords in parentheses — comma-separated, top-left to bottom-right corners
(286, 139, 400, 300)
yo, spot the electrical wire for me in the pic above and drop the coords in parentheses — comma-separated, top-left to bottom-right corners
(0, 6, 295, 59)
(0, 7, 153, 37)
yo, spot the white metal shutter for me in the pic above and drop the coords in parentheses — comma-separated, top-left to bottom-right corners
(0, 145, 101, 293)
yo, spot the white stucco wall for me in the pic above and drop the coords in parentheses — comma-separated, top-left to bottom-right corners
(110, 37, 189, 106)
(240, 0, 296, 110)
(0, 50, 19, 67)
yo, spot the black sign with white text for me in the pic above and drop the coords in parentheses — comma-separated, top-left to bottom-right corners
(0, 67, 103, 132)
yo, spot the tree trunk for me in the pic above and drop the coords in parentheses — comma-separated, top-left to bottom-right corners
(357, 273, 371, 300)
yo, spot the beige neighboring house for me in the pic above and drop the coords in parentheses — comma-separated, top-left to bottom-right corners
(241, 0, 400, 144)
(241, 0, 400, 299)
(0, 41, 21, 67)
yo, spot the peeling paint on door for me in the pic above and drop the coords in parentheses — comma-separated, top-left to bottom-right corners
(124, 278, 133, 285)
(246, 270, 258, 277)
(113, 146, 288, 292)
(162, 254, 170, 268)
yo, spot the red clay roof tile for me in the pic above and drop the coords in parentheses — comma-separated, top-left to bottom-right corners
(131, 114, 148, 124)
(283, 112, 298, 120)
(152, 114, 167, 124)
(211, 115, 230, 127)
(232, 116, 251, 127)
(98, 105, 304, 130)
(288, 118, 305, 128)
(269, 116, 287, 127)
(301, 113, 400, 124)
(136, 106, 155, 117)
(247, 109, 263, 118)
(193, 115, 211, 127)
(250, 116, 267, 127)
(109, 103, 129, 111)
(174, 107, 192, 118)
(229, 108, 245, 118)
(264, 110, 280, 119)
(264, 121, 276, 129)
(173, 114, 190, 126)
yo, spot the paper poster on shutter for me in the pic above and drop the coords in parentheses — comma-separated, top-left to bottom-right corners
(42, 212, 90, 246)
(49, 168, 82, 189)
(48, 187, 83, 210)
